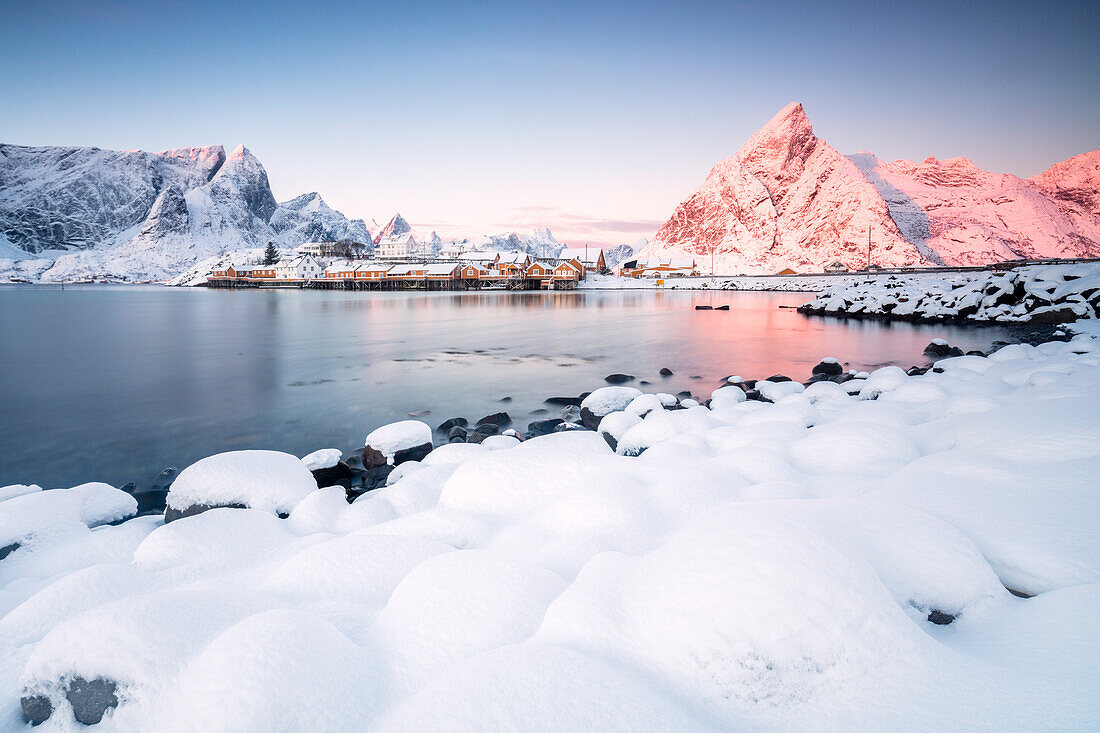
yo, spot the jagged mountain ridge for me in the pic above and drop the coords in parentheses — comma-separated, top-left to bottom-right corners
(642, 103, 1100, 273)
(0, 143, 375, 281)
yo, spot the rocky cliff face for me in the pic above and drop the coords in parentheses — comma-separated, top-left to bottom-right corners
(0, 144, 374, 281)
(644, 103, 1100, 272)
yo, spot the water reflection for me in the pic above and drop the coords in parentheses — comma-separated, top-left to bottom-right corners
(0, 285, 1018, 488)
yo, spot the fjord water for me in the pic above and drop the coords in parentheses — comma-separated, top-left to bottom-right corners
(0, 285, 1018, 489)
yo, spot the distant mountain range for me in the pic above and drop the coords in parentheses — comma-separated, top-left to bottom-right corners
(0, 144, 377, 282)
(640, 103, 1100, 273)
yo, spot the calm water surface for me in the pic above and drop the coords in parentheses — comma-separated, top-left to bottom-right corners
(1, 285, 1020, 488)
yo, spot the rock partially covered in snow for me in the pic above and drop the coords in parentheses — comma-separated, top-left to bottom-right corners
(165, 450, 317, 522)
(365, 421, 433, 465)
(580, 387, 643, 429)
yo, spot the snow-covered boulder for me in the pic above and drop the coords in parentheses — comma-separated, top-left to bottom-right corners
(164, 450, 317, 522)
(597, 411, 643, 451)
(580, 387, 643, 429)
(364, 421, 433, 466)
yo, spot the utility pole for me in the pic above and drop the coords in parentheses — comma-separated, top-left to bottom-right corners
(867, 227, 872, 270)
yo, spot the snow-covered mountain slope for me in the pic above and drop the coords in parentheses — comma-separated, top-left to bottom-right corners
(852, 153, 1100, 266)
(0, 144, 374, 282)
(642, 103, 1100, 273)
(446, 227, 563, 259)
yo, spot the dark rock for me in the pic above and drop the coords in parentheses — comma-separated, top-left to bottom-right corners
(579, 407, 601, 431)
(715, 304, 730, 310)
(765, 374, 792, 382)
(675, 390, 692, 399)
(966, 350, 986, 357)
(528, 408, 549, 415)
(132, 489, 168, 515)
(694, 305, 713, 310)
(604, 374, 635, 384)
(437, 417, 468, 432)
(1005, 586, 1034, 599)
(553, 421, 588, 432)
(164, 501, 248, 523)
(65, 677, 119, 726)
(743, 379, 758, 390)
(579, 392, 591, 401)
(690, 375, 703, 380)
(926, 610, 956, 625)
(148, 467, 179, 492)
(528, 418, 564, 436)
(545, 396, 582, 406)
(21, 693, 52, 726)
(498, 396, 513, 403)
(744, 389, 764, 401)
(448, 426, 468, 443)
(659, 367, 674, 376)
(477, 412, 512, 428)
(906, 366, 928, 376)
(476, 422, 500, 437)
(362, 445, 387, 469)
(343, 453, 365, 472)
(1, 542, 20, 561)
(311, 460, 353, 489)
(639, 380, 651, 386)
(467, 431, 486, 444)
(600, 431, 618, 451)
(347, 465, 394, 501)
(924, 341, 964, 358)
(393, 442, 432, 466)
(811, 360, 843, 377)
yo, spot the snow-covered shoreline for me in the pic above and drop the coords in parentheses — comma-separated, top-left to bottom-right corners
(798, 263, 1100, 323)
(3, 326, 1098, 729)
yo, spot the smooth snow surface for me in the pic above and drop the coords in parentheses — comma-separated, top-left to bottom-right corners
(2, 332, 1099, 730)
(165, 450, 317, 515)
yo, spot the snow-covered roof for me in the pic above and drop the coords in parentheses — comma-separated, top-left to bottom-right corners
(386, 264, 421, 276)
(555, 260, 582, 272)
(324, 261, 355, 274)
(354, 262, 389, 273)
(498, 252, 530, 264)
(558, 247, 603, 264)
(633, 257, 696, 269)
(423, 263, 459, 276)
(378, 233, 417, 246)
(458, 251, 504, 261)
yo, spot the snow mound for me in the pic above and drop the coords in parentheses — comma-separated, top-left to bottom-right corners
(165, 450, 317, 517)
(365, 421, 433, 460)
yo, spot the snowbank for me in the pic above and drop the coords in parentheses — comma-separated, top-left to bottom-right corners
(2, 330, 1099, 729)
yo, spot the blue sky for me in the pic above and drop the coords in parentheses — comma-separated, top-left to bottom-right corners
(2, 0, 1097, 244)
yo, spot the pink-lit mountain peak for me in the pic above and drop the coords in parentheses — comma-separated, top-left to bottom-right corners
(642, 103, 1100, 272)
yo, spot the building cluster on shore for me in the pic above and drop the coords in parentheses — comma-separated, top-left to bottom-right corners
(209, 243, 702, 290)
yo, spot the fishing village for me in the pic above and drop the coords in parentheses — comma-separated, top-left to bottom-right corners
(206, 240, 701, 291)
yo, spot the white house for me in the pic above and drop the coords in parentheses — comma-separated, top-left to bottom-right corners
(274, 255, 323, 279)
(377, 233, 419, 259)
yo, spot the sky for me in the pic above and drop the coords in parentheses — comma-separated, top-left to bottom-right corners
(2, 0, 1097, 246)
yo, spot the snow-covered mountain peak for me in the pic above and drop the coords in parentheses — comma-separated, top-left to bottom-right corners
(280, 192, 331, 213)
(737, 101, 816, 169)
